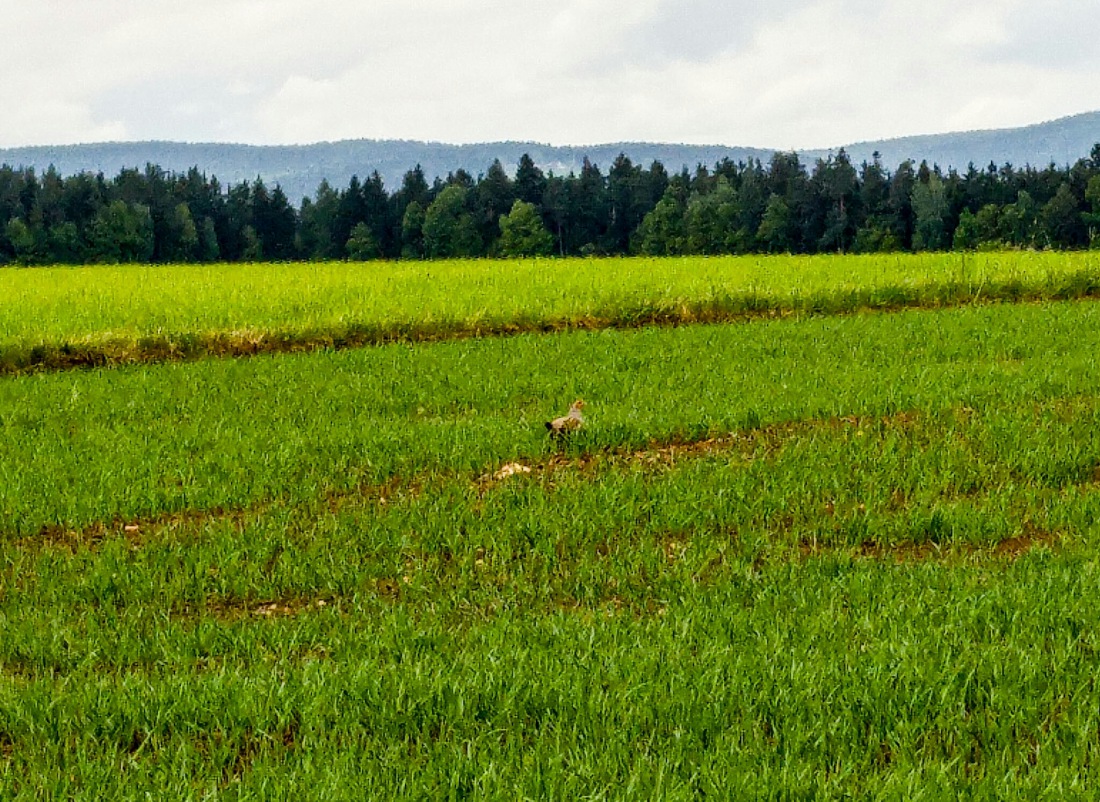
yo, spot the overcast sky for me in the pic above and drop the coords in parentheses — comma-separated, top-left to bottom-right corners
(4, 0, 1099, 150)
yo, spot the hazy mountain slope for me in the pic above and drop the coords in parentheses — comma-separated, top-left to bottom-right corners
(2, 112, 1098, 202)
(823, 111, 1100, 171)
(0, 141, 772, 202)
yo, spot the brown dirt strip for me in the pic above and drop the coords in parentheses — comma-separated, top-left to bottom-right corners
(797, 523, 1064, 564)
(119, 722, 300, 779)
(5, 276, 1100, 376)
(473, 410, 923, 492)
(191, 524, 1065, 624)
(15, 409, 921, 553)
(201, 595, 339, 622)
(29, 504, 259, 554)
(9, 406, 1078, 569)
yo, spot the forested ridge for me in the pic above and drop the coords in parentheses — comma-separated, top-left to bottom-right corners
(3, 145, 1100, 266)
(4, 111, 1098, 204)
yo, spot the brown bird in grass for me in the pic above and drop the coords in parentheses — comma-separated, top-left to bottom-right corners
(546, 399, 586, 437)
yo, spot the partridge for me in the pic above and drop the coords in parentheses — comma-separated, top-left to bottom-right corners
(546, 399, 586, 437)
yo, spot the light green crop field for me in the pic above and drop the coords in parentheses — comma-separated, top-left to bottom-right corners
(1, 251, 1100, 372)
(5, 258, 1100, 797)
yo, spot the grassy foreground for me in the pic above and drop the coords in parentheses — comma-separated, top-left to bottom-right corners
(3, 293, 1100, 796)
(3, 251, 1100, 372)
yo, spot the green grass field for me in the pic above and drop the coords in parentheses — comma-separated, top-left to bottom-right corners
(4, 254, 1100, 798)
(2, 251, 1100, 372)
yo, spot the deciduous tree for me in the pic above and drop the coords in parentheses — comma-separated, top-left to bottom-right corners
(346, 222, 382, 260)
(498, 200, 553, 257)
(422, 185, 481, 258)
(89, 201, 154, 263)
(912, 174, 949, 251)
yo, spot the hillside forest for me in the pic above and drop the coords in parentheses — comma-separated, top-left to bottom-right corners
(2, 146, 1100, 265)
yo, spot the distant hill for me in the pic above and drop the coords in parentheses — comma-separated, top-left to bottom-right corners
(0, 140, 776, 203)
(2, 112, 1098, 203)
(827, 111, 1100, 174)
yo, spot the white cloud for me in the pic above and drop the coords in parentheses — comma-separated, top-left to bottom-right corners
(0, 0, 1097, 149)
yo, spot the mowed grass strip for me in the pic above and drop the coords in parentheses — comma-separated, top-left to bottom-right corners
(2, 251, 1100, 372)
(3, 298, 1100, 535)
(4, 408, 1100, 796)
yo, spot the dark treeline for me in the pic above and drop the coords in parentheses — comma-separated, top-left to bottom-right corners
(3, 145, 1100, 265)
